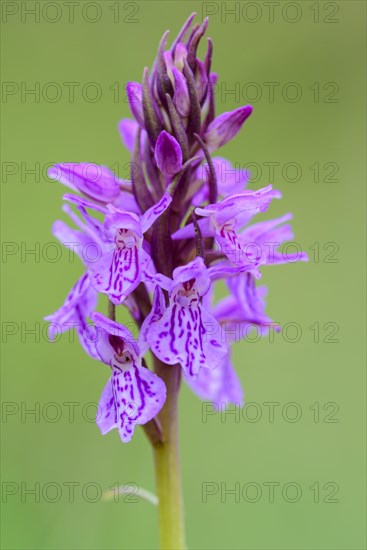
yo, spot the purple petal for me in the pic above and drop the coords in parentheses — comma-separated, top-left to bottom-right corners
(45, 274, 99, 359)
(105, 365, 166, 443)
(154, 131, 183, 179)
(171, 218, 212, 241)
(118, 119, 138, 152)
(172, 67, 190, 117)
(207, 262, 257, 281)
(52, 220, 93, 264)
(237, 214, 308, 266)
(139, 285, 166, 354)
(89, 246, 141, 305)
(61, 199, 108, 246)
(63, 193, 107, 214)
(187, 351, 243, 406)
(104, 208, 142, 239)
(215, 274, 280, 337)
(91, 312, 139, 357)
(96, 377, 117, 434)
(171, 257, 211, 296)
(49, 164, 121, 204)
(140, 192, 172, 233)
(111, 190, 140, 215)
(195, 185, 282, 226)
(204, 105, 253, 152)
(147, 288, 227, 379)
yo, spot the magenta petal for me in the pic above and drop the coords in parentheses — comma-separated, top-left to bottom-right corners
(104, 209, 142, 239)
(204, 105, 253, 152)
(118, 119, 138, 152)
(97, 377, 117, 435)
(112, 191, 140, 215)
(196, 185, 282, 226)
(92, 312, 139, 362)
(172, 67, 190, 117)
(207, 262, 256, 281)
(49, 163, 121, 204)
(111, 364, 166, 443)
(52, 220, 93, 264)
(187, 351, 243, 406)
(146, 283, 228, 379)
(194, 187, 284, 267)
(140, 285, 166, 354)
(141, 192, 172, 233)
(89, 246, 141, 305)
(45, 274, 99, 359)
(63, 193, 107, 215)
(61, 198, 108, 246)
(171, 257, 211, 296)
(154, 131, 183, 179)
(171, 218, 212, 241)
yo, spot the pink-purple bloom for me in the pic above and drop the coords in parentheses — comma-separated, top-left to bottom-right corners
(142, 258, 227, 379)
(92, 313, 166, 443)
(45, 14, 307, 444)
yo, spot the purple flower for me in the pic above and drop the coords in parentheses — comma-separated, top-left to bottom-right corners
(173, 185, 282, 268)
(142, 258, 228, 379)
(63, 192, 172, 305)
(92, 313, 166, 443)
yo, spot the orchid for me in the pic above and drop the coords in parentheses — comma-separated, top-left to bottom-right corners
(92, 312, 166, 443)
(142, 258, 228, 379)
(45, 13, 307, 549)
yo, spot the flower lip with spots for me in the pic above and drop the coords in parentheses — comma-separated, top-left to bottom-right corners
(91, 312, 166, 443)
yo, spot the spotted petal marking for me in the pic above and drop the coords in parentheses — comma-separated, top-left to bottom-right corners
(215, 222, 249, 267)
(89, 236, 141, 305)
(97, 361, 166, 443)
(147, 288, 227, 379)
(92, 312, 166, 443)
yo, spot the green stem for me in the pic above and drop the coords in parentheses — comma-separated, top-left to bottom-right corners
(153, 359, 186, 550)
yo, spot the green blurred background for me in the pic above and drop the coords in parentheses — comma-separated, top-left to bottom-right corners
(1, 1, 366, 548)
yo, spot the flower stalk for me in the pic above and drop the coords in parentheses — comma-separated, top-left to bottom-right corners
(153, 359, 186, 549)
